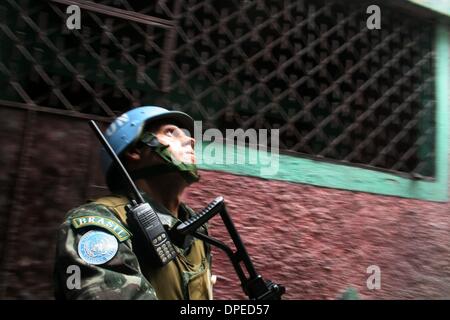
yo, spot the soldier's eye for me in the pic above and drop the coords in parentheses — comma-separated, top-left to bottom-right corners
(172, 128, 185, 138)
(164, 128, 174, 136)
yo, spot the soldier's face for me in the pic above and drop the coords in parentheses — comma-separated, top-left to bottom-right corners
(153, 124, 196, 164)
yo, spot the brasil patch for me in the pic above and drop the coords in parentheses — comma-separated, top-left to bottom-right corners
(71, 215, 131, 242)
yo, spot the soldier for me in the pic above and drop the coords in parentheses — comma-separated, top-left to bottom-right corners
(54, 106, 213, 300)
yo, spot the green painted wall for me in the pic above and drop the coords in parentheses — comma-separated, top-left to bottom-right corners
(407, 0, 450, 17)
(196, 23, 449, 202)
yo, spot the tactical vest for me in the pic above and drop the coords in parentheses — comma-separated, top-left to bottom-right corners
(92, 195, 213, 300)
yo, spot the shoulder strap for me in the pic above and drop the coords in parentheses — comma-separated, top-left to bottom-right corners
(198, 223, 212, 266)
(90, 195, 129, 226)
(184, 203, 211, 265)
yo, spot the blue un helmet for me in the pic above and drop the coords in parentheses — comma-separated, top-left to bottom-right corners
(101, 106, 195, 189)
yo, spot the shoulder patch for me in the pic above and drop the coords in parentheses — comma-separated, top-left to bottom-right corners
(71, 215, 131, 242)
(78, 230, 118, 265)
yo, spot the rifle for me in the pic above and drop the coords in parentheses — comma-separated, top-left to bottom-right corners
(177, 196, 286, 300)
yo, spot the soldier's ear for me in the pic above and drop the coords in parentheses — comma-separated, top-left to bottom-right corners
(124, 148, 141, 163)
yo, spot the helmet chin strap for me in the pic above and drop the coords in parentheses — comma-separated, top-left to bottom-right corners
(130, 164, 199, 184)
(129, 132, 200, 184)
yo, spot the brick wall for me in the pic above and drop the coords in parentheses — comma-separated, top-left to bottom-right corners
(186, 171, 450, 299)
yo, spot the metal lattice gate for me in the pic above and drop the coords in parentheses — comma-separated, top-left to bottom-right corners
(0, 0, 437, 178)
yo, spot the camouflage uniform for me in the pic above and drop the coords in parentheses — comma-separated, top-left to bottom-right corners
(54, 193, 212, 300)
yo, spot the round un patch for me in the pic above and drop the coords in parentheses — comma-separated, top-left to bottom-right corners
(78, 230, 118, 265)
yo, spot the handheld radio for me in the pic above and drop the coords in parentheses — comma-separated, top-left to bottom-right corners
(89, 120, 176, 266)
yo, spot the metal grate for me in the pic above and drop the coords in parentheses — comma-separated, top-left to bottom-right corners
(0, 0, 437, 178)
